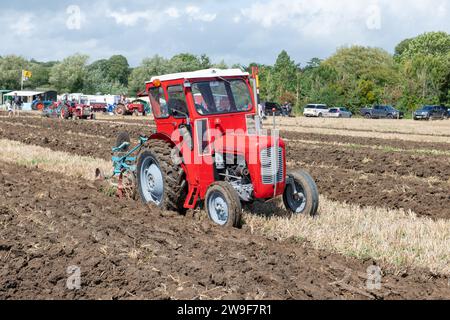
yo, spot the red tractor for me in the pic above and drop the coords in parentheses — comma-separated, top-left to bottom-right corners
(59, 95, 95, 120)
(117, 69, 319, 228)
(114, 100, 146, 116)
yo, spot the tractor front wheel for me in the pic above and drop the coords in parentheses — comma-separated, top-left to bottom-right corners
(283, 170, 319, 217)
(137, 140, 187, 213)
(205, 182, 242, 228)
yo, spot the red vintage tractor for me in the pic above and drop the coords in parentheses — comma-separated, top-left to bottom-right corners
(103, 69, 319, 228)
(114, 100, 146, 116)
(59, 95, 95, 120)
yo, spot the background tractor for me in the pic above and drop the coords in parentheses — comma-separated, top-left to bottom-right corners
(101, 69, 319, 228)
(114, 99, 147, 116)
(59, 94, 95, 120)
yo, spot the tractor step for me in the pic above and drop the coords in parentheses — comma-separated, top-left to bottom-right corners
(184, 186, 200, 209)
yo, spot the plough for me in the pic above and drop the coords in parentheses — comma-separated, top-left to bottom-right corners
(95, 132, 148, 199)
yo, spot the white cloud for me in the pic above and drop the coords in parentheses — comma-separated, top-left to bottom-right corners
(106, 5, 216, 29)
(10, 14, 35, 36)
(0, 1, 449, 67)
(185, 5, 217, 22)
(240, 0, 449, 36)
(106, 9, 158, 27)
(165, 7, 180, 18)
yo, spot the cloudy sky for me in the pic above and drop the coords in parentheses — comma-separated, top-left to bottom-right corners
(1, 0, 449, 66)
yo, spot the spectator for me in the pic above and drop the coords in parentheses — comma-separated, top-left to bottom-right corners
(6, 100, 13, 118)
(281, 101, 289, 117)
(286, 102, 293, 117)
(12, 93, 22, 116)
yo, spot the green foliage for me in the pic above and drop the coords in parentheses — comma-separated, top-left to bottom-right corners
(1, 32, 449, 113)
(270, 51, 299, 102)
(398, 31, 450, 59)
(128, 55, 171, 95)
(168, 53, 206, 73)
(107, 55, 130, 84)
(0, 55, 29, 89)
(396, 32, 450, 110)
(49, 54, 89, 93)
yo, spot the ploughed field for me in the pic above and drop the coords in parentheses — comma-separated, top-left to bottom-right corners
(0, 113, 449, 299)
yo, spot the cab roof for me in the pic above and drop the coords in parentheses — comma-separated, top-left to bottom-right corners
(147, 68, 249, 84)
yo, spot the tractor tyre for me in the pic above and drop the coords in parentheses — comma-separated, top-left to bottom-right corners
(205, 182, 242, 228)
(115, 104, 126, 116)
(283, 170, 319, 217)
(137, 140, 187, 214)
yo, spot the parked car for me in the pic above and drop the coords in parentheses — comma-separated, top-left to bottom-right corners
(360, 105, 404, 119)
(325, 107, 353, 118)
(414, 105, 448, 120)
(264, 102, 283, 116)
(303, 104, 328, 117)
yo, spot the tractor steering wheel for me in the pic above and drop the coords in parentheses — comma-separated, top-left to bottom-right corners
(195, 103, 209, 115)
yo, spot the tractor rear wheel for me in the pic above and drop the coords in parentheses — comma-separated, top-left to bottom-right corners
(137, 140, 187, 214)
(205, 182, 242, 228)
(283, 170, 319, 217)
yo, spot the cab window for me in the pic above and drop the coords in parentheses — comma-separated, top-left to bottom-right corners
(167, 85, 189, 118)
(149, 87, 169, 119)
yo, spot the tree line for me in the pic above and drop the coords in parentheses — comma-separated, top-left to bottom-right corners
(1, 31, 449, 114)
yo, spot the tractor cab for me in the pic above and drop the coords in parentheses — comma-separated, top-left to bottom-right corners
(146, 69, 259, 136)
(130, 69, 319, 227)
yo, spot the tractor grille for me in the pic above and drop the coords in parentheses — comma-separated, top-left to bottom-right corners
(260, 147, 284, 185)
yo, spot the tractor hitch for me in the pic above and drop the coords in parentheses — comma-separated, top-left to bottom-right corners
(95, 134, 148, 200)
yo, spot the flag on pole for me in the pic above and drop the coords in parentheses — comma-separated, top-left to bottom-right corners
(22, 70, 32, 80)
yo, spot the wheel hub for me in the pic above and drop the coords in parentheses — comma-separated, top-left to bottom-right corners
(208, 192, 229, 225)
(140, 160, 164, 205)
(286, 181, 307, 214)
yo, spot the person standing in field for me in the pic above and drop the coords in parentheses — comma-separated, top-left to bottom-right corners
(6, 100, 13, 117)
(12, 93, 22, 117)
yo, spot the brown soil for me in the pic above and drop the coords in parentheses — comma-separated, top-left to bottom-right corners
(283, 131, 450, 153)
(297, 165, 450, 220)
(3, 116, 449, 152)
(279, 122, 450, 138)
(0, 117, 148, 140)
(287, 143, 450, 181)
(1, 117, 449, 220)
(0, 162, 448, 300)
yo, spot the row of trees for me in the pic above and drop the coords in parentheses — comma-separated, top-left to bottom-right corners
(255, 31, 450, 113)
(1, 31, 449, 113)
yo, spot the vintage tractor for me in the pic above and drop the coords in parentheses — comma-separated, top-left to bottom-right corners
(114, 100, 147, 116)
(98, 69, 319, 228)
(59, 95, 95, 120)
